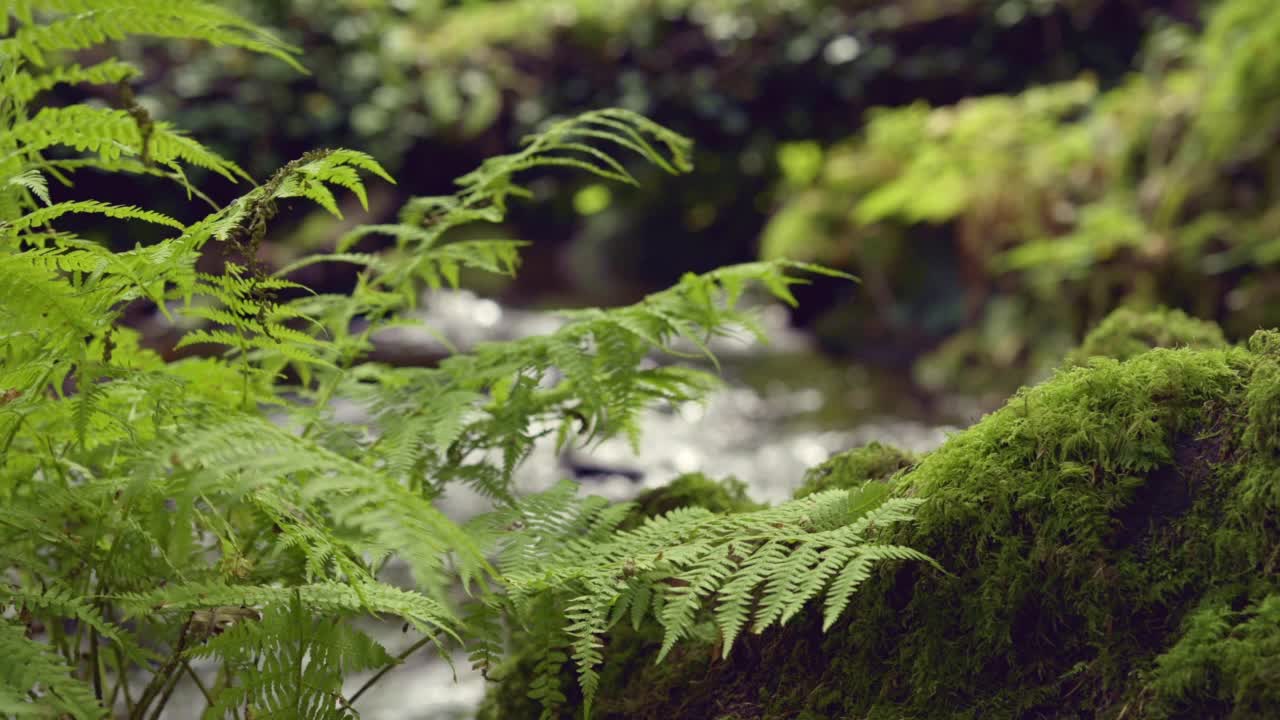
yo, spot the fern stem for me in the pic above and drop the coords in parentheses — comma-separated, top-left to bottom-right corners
(331, 690, 359, 715)
(147, 659, 186, 720)
(203, 664, 241, 720)
(0, 410, 30, 462)
(294, 592, 306, 715)
(347, 634, 436, 706)
(89, 626, 103, 701)
(130, 618, 192, 720)
(182, 661, 215, 710)
(70, 613, 86, 679)
(105, 665, 121, 714)
(298, 368, 343, 440)
(132, 659, 181, 720)
(112, 643, 135, 716)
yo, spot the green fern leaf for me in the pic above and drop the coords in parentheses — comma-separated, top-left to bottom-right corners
(0, 623, 102, 720)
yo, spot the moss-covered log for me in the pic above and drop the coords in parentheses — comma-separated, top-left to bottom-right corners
(483, 327, 1280, 719)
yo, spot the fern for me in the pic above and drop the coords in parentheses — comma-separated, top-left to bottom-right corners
(185, 592, 393, 720)
(0, 622, 100, 720)
(0, 0, 300, 69)
(0, 58, 139, 104)
(476, 481, 935, 715)
(1, 583, 147, 663)
(0, 3, 929, 718)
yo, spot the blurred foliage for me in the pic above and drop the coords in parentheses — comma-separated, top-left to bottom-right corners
(100, 0, 1179, 310)
(79, 0, 1244, 395)
(766, 0, 1280, 392)
(151, 0, 1147, 168)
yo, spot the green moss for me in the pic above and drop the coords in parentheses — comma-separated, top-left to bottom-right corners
(1243, 353, 1280, 457)
(1063, 306, 1227, 367)
(793, 442, 915, 498)
(1247, 329, 1280, 357)
(619, 472, 761, 530)
(495, 328, 1280, 719)
(1149, 594, 1280, 718)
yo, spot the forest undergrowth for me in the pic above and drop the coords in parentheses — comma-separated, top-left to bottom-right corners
(0, 3, 932, 718)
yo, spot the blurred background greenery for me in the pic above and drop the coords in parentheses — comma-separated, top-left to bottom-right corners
(82, 0, 1280, 408)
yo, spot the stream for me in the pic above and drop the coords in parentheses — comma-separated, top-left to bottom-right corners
(155, 290, 960, 719)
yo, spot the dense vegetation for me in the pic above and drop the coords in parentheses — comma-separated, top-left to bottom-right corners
(485, 317, 1280, 718)
(765, 0, 1280, 393)
(4, 1, 1279, 719)
(100, 0, 1280, 399)
(97, 0, 1189, 309)
(0, 3, 924, 718)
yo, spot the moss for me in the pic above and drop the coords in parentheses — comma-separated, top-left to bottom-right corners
(1243, 354, 1280, 457)
(1149, 594, 1280, 718)
(1063, 306, 1227, 367)
(793, 442, 915, 498)
(483, 319, 1280, 719)
(1247, 329, 1280, 357)
(619, 472, 762, 530)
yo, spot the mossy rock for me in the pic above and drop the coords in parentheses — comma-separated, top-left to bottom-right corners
(1149, 593, 1280, 713)
(482, 328, 1280, 719)
(793, 442, 916, 498)
(1063, 306, 1228, 368)
(620, 472, 762, 530)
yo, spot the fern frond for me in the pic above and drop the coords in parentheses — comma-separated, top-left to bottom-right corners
(0, 584, 147, 663)
(0, 252, 108, 367)
(405, 239, 526, 288)
(488, 484, 934, 710)
(714, 540, 786, 654)
(657, 544, 735, 662)
(3, 168, 49, 206)
(250, 489, 375, 586)
(118, 580, 458, 643)
(6, 106, 248, 181)
(147, 125, 251, 181)
(0, 59, 140, 105)
(0, 0, 301, 70)
(187, 592, 390, 720)
(0, 623, 101, 720)
(461, 594, 506, 680)
(130, 407, 491, 594)
(269, 148, 394, 216)
(565, 584, 613, 718)
(5, 199, 183, 234)
(526, 634, 570, 720)
(453, 108, 691, 212)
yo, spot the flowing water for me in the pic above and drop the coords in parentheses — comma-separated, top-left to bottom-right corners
(152, 291, 961, 719)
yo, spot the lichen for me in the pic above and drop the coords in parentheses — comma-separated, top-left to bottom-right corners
(482, 327, 1280, 719)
